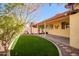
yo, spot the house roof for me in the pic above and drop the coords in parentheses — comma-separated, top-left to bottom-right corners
(65, 3, 79, 9)
(33, 11, 70, 27)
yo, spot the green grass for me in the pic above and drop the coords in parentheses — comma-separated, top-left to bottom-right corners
(10, 34, 59, 56)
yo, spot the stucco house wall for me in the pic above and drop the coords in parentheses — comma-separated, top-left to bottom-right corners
(70, 12, 79, 49)
(46, 19, 70, 38)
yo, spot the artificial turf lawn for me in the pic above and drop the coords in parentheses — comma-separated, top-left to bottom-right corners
(10, 34, 59, 56)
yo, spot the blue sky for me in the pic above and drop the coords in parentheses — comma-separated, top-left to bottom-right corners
(0, 3, 68, 23)
(34, 3, 68, 23)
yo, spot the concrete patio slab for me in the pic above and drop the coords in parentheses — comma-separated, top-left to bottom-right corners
(35, 34, 79, 56)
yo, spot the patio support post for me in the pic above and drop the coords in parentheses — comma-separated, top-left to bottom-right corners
(30, 22, 33, 34)
(44, 22, 46, 37)
(37, 25, 39, 34)
(30, 24, 32, 34)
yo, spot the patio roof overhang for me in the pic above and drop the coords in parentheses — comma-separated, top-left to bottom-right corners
(33, 11, 70, 27)
(46, 15, 69, 25)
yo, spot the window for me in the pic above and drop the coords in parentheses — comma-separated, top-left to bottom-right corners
(61, 22, 69, 29)
(50, 25, 53, 29)
(61, 22, 65, 29)
(66, 23, 69, 29)
(48, 24, 53, 29)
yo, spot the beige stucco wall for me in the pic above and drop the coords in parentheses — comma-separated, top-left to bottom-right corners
(32, 27, 38, 33)
(46, 19, 70, 38)
(47, 29, 70, 37)
(70, 12, 79, 49)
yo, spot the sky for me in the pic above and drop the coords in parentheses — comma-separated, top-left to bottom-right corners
(0, 3, 68, 23)
(34, 3, 68, 23)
